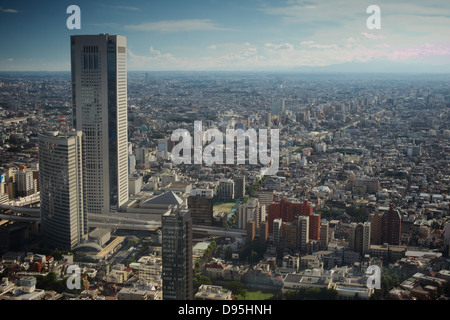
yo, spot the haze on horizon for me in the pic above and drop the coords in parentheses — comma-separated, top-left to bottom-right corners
(1, 0, 450, 73)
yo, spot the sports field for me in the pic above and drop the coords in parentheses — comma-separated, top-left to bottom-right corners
(236, 291, 274, 300)
(213, 202, 235, 213)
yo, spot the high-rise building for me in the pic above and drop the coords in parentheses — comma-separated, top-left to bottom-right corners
(297, 216, 309, 254)
(281, 222, 298, 249)
(349, 222, 371, 256)
(162, 205, 193, 300)
(16, 167, 36, 197)
(237, 197, 265, 230)
(71, 34, 128, 214)
(38, 131, 88, 250)
(320, 220, 329, 250)
(246, 220, 256, 243)
(234, 175, 245, 199)
(187, 189, 214, 226)
(259, 221, 269, 245)
(383, 205, 402, 245)
(217, 178, 234, 200)
(268, 198, 319, 239)
(369, 211, 384, 245)
(273, 218, 282, 248)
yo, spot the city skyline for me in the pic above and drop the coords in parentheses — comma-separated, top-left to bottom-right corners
(0, 0, 450, 72)
(0, 0, 450, 304)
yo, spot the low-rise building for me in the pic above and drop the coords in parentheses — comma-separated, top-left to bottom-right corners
(194, 284, 233, 300)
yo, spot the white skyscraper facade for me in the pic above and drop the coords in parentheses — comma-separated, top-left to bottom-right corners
(39, 131, 88, 250)
(70, 34, 128, 214)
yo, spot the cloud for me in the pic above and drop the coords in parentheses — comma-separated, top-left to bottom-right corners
(382, 43, 450, 61)
(361, 32, 386, 40)
(264, 43, 294, 50)
(207, 45, 217, 50)
(125, 19, 231, 33)
(0, 7, 19, 13)
(99, 4, 141, 11)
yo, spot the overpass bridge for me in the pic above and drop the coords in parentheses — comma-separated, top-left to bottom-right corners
(0, 210, 246, 237)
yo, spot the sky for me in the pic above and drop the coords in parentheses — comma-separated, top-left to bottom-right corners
(1, 0, 450, 72)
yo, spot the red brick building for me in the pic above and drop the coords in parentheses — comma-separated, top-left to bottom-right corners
(268, 199, 320, 240)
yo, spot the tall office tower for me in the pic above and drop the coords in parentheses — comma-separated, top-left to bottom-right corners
(383, 205, 402, 245)
(369, 211, 384, 245)
(71, 34, 128, 214)
(320, 220, 329, 250)
(187, 189, 214, 226)
(259, 221, 269, 245)
(273, 218, 282, 248)
(265, 112, 272, 128)
(349, 222, 371, 256)
(234, 175, 246, 199)
(38, 131, 88, 250)
(297, 216, 309, 254)
(162, 205, 193, 300)
(246, 220, 256, 243)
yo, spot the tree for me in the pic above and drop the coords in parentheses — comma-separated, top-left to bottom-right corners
(227, 281, 244, 296)
(224, 247, 233, 260)
(193, 275, 212, 290)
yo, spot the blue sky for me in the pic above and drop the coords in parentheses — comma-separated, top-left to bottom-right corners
(1, 0, 450, 72)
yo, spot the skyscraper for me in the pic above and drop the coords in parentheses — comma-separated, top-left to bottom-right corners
(320, 220, 329, 250)
(369, 211, 384, 245)
(383, 205, 402, 245)
(234, 175, 246, 199)
(162, 205, 193, 300)
(70, 34, 128, 214)
(38, 131, 88, 250)
(297, 216, 309, 254)
(187, 189, 214, 226)
(349, 222, 371, 256)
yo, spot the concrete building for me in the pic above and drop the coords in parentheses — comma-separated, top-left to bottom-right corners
(38, 131, 88, 250)
(383, 205, 402, 246)
(194, 284, 233, 300)
(187, 189, 214, 226)
(161, 205, 193, 300)
(234, 175, 246, 199)
(369, 212, 384, 245)
(320, 220, 329, 250)
(297, 216, 309, 254)
(273, 218, 282, 248)
(282, 273, 333, 293)
(217, 178, 234, 200)
(71, 34, 129, 214)
(349, 222, 371, 256)
(237, 197, 265, 229)
(16, 168, 36, 197)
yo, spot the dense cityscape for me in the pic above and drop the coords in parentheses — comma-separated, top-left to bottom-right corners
(0, 60, 449, 302)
